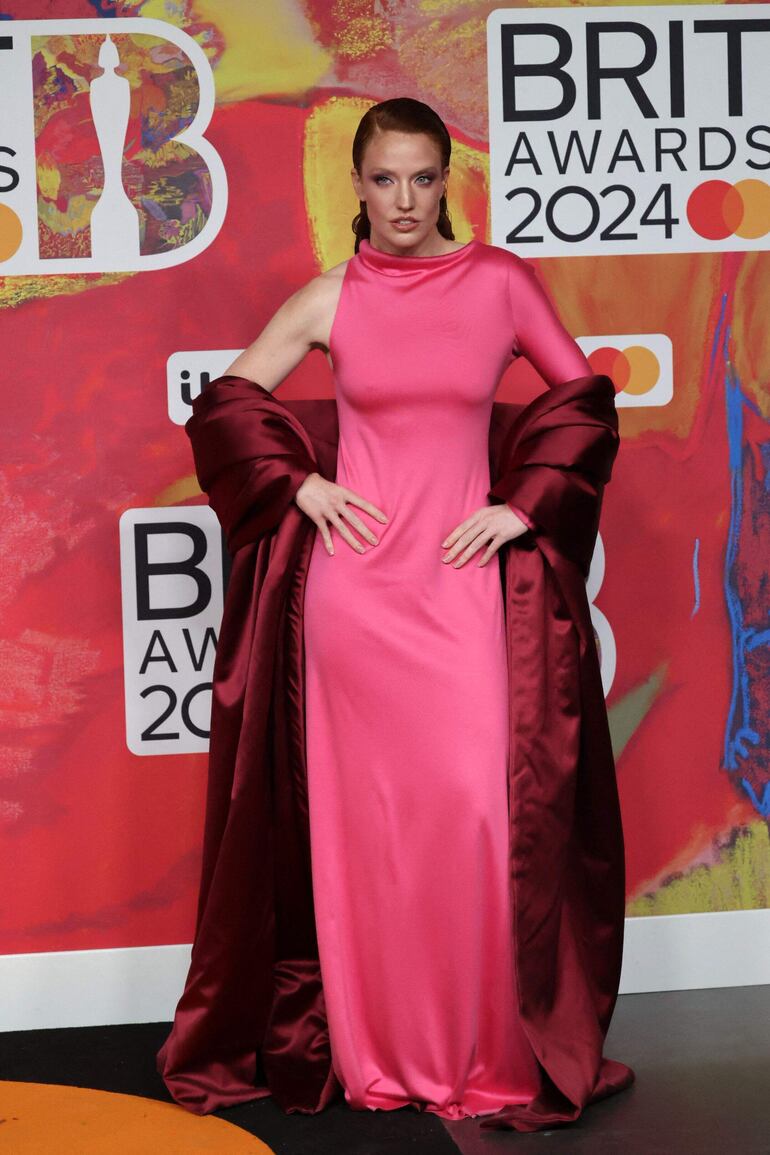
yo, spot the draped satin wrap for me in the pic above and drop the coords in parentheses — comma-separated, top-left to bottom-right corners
(156, 371, 636, 1132)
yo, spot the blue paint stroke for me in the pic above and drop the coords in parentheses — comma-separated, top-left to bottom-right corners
(691, 537, 701, 617)
(721, 325, 768, 815)
(740, 779, 770, 816)
(86, 1, 119, 16)
(709, 291, 728, 377)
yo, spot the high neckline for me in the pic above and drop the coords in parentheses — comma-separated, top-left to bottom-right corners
(356, 236, 478, 275)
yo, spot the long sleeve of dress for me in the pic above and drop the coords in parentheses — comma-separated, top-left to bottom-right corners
(502, 256, 593, 534)
(509, 255, 592, 388)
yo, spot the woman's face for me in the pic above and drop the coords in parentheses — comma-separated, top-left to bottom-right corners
(352, 130, 450, 253)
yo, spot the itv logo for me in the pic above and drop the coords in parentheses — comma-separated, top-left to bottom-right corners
(0, 19, 226, 273)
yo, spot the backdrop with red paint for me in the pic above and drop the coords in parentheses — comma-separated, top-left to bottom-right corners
(2, 2, 768, 964)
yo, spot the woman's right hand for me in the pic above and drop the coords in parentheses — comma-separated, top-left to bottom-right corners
(294, 472, 388, 556)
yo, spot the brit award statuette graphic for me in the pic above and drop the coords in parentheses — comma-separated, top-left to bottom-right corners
(89, 33, 140, 264)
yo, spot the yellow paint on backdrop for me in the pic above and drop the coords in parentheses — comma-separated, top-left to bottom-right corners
(141, 0, 332, 103)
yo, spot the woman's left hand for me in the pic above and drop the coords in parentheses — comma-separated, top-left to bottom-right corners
(441, 504, 531, 568)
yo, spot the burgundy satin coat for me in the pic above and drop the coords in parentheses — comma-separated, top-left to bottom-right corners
(156, 370, 636, 1132)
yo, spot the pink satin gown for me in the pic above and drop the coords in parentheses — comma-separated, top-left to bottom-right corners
(301, 237, 591, 1118)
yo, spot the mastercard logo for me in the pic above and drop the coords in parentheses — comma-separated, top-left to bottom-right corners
(578, 333, 672, 408)
(687, 179, 770, 240)
(0, 203, 23, 262)
(586, 344, 660, 396)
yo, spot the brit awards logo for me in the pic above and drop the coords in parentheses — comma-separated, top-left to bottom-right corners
(487, 6, 770, 256)
(0, 19, 226, 272)
(119, 506, 225, 756)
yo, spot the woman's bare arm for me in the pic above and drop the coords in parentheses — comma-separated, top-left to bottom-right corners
(224, 266, 345, 394)
(220, 260, 389, 556)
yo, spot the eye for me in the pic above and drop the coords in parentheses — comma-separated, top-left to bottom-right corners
(372, 174, 435, 185)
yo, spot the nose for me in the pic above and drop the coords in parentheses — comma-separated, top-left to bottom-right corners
(396, 184, 415, 211)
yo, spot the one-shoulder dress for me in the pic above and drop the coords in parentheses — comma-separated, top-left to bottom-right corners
(301, 236, 592, 1119)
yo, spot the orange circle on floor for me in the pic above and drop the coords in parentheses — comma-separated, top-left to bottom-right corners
(0, 1081, 275, 1153)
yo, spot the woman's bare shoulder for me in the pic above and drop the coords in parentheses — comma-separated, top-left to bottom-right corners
(322, 255, 352, 280)
(302, 255, 350, 289)
(290, 257, 352, 347)
(280, 256, 348, 319)
(308, 256, 351, 298)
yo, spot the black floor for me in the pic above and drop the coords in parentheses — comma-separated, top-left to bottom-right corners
(2, 986, 769, 1154)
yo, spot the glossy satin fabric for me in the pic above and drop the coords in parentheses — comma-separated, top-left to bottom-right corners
(302, 238, 556, 1117)
(156, 363, 635, 1130)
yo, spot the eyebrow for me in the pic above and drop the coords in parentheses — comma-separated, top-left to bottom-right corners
(369, 167, 439, 176)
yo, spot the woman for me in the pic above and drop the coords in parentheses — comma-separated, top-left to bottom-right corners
(157, 97, 634, 1132)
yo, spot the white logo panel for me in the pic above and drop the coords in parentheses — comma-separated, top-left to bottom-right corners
(119, 505, 224, 755)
